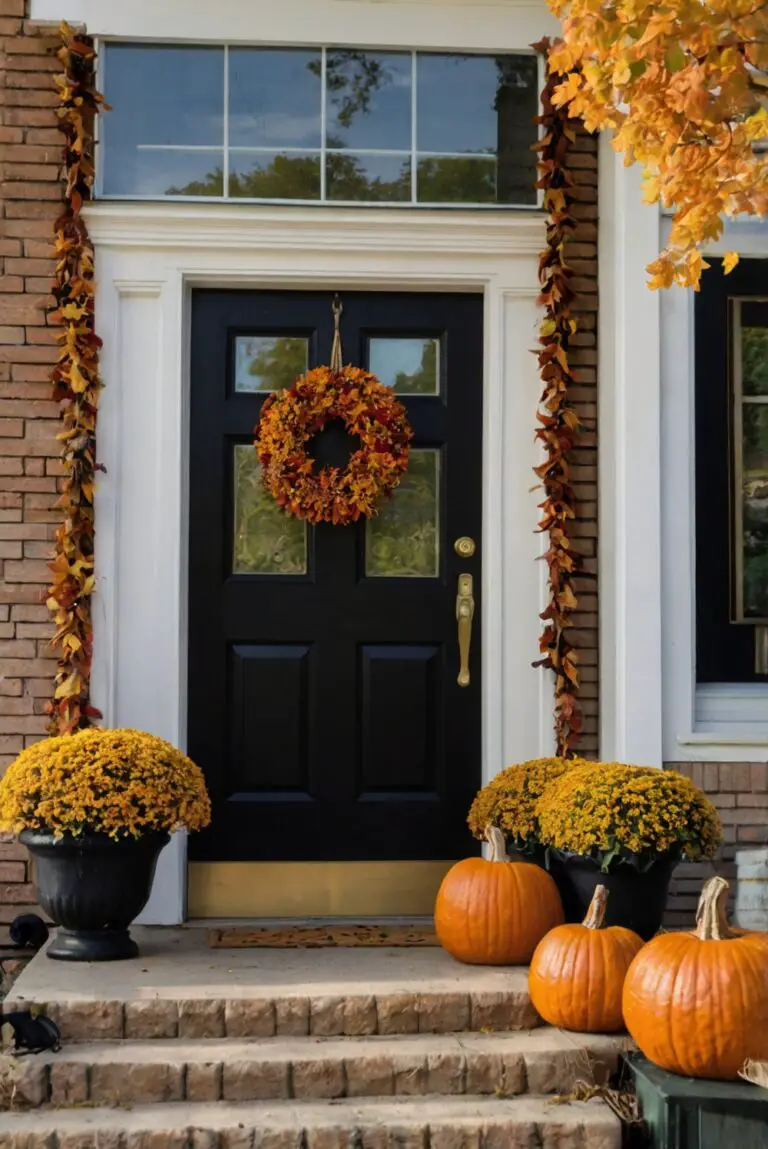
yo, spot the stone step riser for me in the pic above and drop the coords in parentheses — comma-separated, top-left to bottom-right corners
(11, 1045, 617, 1109)
(2, 1097, 622, 1149)
(6, 991, 539, 1043)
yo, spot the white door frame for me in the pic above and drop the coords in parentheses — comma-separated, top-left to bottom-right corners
(86, 202, 555, 923)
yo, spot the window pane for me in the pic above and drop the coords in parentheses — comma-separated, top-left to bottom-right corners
(417, 53, 538, 205)
(233, 446, 307, 575)
(417, 53, 537, 153)
(366, 449, 440, 578)
(235, 336, 309, 393)
(326, 50, 411, 151)
(229, 152, 321, 200)
(740, 406, 768, 618)
(229, 49, 322, 148)
(369, 337, 439, 395)
(102, 45, 224, 195)
(104, 150, 224, 198)
(327, 153, 410, 202)
(417, 156, 496, 205)
(741, 301, 768, 396)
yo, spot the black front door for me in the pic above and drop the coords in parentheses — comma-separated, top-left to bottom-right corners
(188, 290, 482, 864)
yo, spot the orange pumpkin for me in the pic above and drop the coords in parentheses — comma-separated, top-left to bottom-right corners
(623, 876, 768, 1079)
(434, 826, 563, 965)
(528, 884, 643, 1032)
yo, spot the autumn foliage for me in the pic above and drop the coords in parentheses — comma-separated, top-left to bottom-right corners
(547, 0, 768, 288)
(532, 49, 584, 755)
(46, 24, 107, 733)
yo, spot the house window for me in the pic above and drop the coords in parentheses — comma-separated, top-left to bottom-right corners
(695, 259, 768, 682)
(99, 44, 539, 207)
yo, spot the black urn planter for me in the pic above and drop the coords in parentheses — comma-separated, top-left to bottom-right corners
(547, 852, 677, 941)
(21, 829, 169, 961)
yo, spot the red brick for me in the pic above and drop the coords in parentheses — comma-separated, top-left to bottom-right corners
(3, 199, 59, 219)
(0, 861, 25, 882)
(0, 239, 22, 257)
(751, 762, 768, 791)
(0, 584, 48, 604)
(0, 1, 26, 17)
(3, 559, 50, 582)
(12, 603, 49, 621)
(24, 677, 53, 697)
(2, 88, 59, 108)
(5, 54, 59, 73)
(0, 327, 25, 345)
(2, 220, 54, 241)
(24, 128, 61, 146)
(0, 295, 47, 323)
(0, 16, 21, 32)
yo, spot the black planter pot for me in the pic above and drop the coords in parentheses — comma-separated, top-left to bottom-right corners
(21, 829, 169, 961)
(546, 852, 677, 941)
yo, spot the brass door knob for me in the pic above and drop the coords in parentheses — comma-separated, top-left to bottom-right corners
(454, 536, 476, 558)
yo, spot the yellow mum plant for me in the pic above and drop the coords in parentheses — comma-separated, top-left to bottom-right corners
(536, 763, 722, 872)
(0, 728, 211, 840)
(467, 756, 592, 855)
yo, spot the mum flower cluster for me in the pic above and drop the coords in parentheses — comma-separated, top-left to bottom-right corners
(255, 365, 413, 526)
(467, 756, 591, 852)
(536, 763, 722, 868)
(0, 728, 211, 840)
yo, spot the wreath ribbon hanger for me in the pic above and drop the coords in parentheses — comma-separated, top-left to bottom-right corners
(330, 294, 344, 373)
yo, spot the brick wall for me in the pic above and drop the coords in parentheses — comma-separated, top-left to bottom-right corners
(568, 128, 599, 756)
(0, 1, 63, 941)
(665, 761, 768, 927)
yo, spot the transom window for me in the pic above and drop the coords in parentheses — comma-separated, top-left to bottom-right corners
(99, 44, 539, 207)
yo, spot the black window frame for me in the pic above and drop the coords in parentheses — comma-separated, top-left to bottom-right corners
(695, 256, 768, 683)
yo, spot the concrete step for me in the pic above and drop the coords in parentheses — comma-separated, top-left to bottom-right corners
(7, 937, 540, 1042)
(0, 1093, 623, 1148)
(7, 1029, 625, 1108)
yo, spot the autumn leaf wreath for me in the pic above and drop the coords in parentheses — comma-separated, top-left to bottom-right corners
(255, 365, 413, 526)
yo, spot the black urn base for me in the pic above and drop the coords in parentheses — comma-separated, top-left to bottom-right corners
(547, 853, 677, 941)
(48, 927, 139, 962)
(21, 829, 169, 962)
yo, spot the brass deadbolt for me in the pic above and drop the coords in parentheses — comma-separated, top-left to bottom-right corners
(454, 537, 476, 558)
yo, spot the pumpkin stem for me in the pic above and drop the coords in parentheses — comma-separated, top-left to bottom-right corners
(695, 876, 734, 941)
(582, 884, 608, 930)
(485, 825, 510, 863)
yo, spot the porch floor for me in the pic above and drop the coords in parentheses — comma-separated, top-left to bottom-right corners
(10, 926, 530, 1006)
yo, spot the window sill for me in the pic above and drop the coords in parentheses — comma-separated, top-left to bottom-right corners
(674, 684, 768, 760)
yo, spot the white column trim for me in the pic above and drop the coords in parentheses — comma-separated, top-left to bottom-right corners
(598, 137, 663, 765)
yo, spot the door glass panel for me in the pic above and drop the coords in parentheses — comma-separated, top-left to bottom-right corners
(369, 337, 440, 395)
(233, 445, 307, 575)
(366, 449, 440, 578)
(235, 335, 309, 393)
(734, 299, 768, 619)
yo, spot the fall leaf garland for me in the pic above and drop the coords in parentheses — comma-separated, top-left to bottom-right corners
(46, 23, 108, 735)
(532, 41, 584, 756)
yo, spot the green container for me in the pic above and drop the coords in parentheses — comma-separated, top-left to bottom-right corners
(627, 1053, 768, 1149)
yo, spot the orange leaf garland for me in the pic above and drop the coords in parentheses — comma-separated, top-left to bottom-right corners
(46, 23, 108, 735)
(532, 42, 584, 756)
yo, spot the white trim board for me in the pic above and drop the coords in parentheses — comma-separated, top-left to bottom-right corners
(31, 0, 557, 50)
(86, 201, 555, 924)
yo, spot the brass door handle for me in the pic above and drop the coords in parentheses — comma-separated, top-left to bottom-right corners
(456, 573, 475, 687)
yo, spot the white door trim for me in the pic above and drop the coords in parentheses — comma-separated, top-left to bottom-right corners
(87, 202, 555, 923)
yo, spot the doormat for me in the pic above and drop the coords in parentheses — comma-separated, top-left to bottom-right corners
(207, 922, 438, 948)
